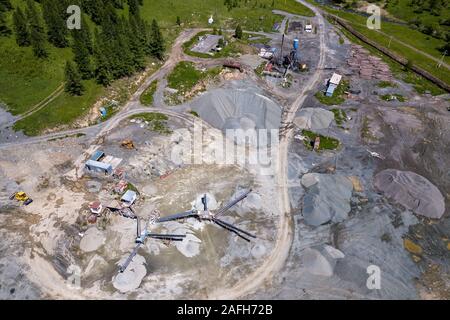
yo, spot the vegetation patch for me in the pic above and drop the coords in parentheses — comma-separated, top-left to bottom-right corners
(131, 112, 172, 135)
(188, 110, 200, 117)
(301, 130, 340, 151)
(315, 80, 349, 106)
(166, 61, 222, 105)
(331, 108, 347, 126)
(140, 81, 158, 106)
(380, 94, 406, 102)
(378, 81, 398, 88)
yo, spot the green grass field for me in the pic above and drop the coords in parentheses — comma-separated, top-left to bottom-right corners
(167, 61, 222, 93)
(315, 4, 450, 89)
(13, 80, 104, 136)
(140, 80, 158, 106)
(315, 80, 349, 106)
(302, 130, 340, 151)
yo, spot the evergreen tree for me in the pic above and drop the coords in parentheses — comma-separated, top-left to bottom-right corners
(42, 0, 68, 48)
(26, 0, 48, 58)
(30, 26, 48, 58)
(234, 24, 243, 39)
(149, 19, 164, 60)
(0, 10, 10, 36)
(93, 29, 112, 86)
(0, 0, 12, 11)
(128, 0, 139, 16)
(72, 28, 93, 79)
(65, 60, 84, 95)
(128, 13, 145, 70)
(176, 16, 181, 26)
(77, 14, 93, 54)
(0, 0, 12, 36)
(13, 7, 30, 46)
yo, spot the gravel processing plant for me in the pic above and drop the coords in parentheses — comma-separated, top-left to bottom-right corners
(0, 0, 449, 301)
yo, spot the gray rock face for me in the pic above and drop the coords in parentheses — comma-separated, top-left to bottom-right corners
(294, 108, 335, 130)
(301, 173, 353, 226)
(374, 169, 445, 219)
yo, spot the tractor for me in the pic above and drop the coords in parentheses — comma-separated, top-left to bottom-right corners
(9, 191, 33, 206)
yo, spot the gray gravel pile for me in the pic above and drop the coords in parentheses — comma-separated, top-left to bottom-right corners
(374, 169, 445, 219)
(301, 173, 353, 226)
(192, 88, 282, 133)
(294, 108, 335, 130)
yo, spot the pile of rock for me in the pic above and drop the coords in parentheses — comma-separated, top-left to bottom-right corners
(347, 45, 392, 81)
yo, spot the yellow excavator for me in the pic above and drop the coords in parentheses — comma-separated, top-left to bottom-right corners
(9, 191, 33, 206)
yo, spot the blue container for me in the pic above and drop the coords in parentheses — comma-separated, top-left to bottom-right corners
(100, 107, 107, 117)
(293, 38, 299, 50)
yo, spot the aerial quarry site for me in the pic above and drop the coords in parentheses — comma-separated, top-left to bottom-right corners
(0, 0, 449, 301)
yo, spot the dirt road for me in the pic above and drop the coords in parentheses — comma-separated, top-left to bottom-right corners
(209, 0, 327, 299)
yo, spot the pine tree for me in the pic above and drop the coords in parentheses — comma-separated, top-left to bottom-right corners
(0, 0, 11, 36)
(42, 0, 68, 48)
(149, 19, 164, 60)
(72, 28, 93, 79)
(93, 29, 112, 86)
(0, 0, 12, 11)
(13, 7, 30, 46)
(26, 0, 48, 58)
(128, 13, 145, 71)
(65, 60, 84, 96)
(30, 26, 48, 58)
(0, 11, 10, 36)
(176, 16, 181, 26)
(235, 24, 243, 39)
(128, 0, 139, 16)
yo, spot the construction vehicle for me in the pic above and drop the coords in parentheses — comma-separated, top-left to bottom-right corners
(9, 191, 33, 205)
(121, 139, 135, 150)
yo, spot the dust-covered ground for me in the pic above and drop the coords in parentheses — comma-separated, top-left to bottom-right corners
(0, 10, 449, 300)
(0, 112, 280, 299)
(252, 17, 450, 300)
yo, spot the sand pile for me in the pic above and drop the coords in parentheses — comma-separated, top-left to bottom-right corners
(294, 108, 335, 130)
(192, 88, 282, 134)
(301, 173, 353, 226)
(374, 169, 445, 219)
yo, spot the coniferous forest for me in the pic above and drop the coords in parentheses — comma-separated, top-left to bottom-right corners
(7, 0, 165, 95)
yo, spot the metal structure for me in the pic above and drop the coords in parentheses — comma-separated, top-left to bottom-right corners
(119, 210, 186, 273)
(157, 189, 256, 242)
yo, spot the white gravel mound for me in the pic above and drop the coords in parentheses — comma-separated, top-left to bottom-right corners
(79, 227, 105, 252)
(374, 169, 445, 219)
(112, 254, 147, 293)
(301, 173, 353, 226)
(294, 108, 335, 130)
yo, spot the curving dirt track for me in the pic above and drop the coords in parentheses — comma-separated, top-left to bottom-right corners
(209, 0, 327, 299)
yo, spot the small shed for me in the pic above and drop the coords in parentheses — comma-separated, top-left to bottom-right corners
(326, 73, 342, 97)
(85, 160, 113, 175)
(121, 190, 137, 206)
(89, 201, 103, 215)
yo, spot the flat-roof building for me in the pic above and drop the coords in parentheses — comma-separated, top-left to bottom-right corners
(85, 160, 113, 175)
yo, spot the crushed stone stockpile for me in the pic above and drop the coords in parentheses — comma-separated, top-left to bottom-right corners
(301, 173, 353, 226)
(302, 245, 345, 277)
(294, 108, 335, 130)
(192, 88, 282, 133)
(374, 169, 445, 219)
